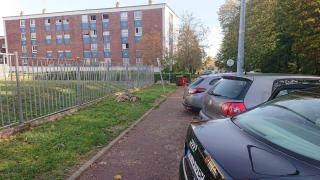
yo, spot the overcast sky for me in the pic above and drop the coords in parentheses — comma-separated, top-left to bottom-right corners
(0, 0, 224, 57)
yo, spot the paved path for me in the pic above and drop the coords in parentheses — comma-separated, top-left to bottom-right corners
(78, 87, 196, 180)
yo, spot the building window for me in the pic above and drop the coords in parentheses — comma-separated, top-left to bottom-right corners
(22, 46, 27, 53)
(123, 58, 129, 65)
(64, 34, 70, 44)
(90, 15, 96, 22)
(83, 50, 91, 58)
(47, 51, 53, 58)
(45, 35, 51, 44)
(134, 11, 142, 20)
(45, 18, 51, 24)
(57, 50, 64, 58)
(103, 31, 110, 36)
(120, 12, 128, 21)
(31, 33, 36, 40)
(136, 58, 142, 64)
(91, 44, 98, 51)
(121, 29, 128, 37)
(136, 50, 142, 58)
(56, 35, 63, 44)
(104, 58, 111, 64)
(82, 15, 88, 23)
(83, 34, 90, 44)
(31, 45, 37, 53)
(135, 27, 142, 36)
(102, 14, 109, 21)
(122, 43, 129, 49)
(90, 30, 97, 37)
(104, 43, 110, 51)
(56, 19, 62, 24)
(63, 19, 69, 24)
(30, 19, 36, 27)
(21, 33, 26, 40)
(20, 20, 26, 27)
(65, 50, 72, 58)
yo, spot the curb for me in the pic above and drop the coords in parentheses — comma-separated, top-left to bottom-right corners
(67, 92, 173, 180)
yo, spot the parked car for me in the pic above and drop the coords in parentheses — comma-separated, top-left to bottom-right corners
(200, 73, 320, 120)
(180, 87, 320, 180)
(183, 73, 235, 112)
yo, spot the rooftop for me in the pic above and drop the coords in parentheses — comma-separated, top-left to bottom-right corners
(3, 3, 177, 21)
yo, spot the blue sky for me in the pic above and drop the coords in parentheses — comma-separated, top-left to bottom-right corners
(0, 0, 225, 56)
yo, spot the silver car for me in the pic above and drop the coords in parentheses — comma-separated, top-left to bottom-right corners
(182, 73, 235, 112)
(200, 73, 320, 120)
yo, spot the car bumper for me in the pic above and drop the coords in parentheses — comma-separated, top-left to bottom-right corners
(182, 102, 201, 112)
(179, 156, 193, 180)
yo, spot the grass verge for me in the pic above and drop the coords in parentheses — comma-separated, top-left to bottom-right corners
(0, 84, 176, 179)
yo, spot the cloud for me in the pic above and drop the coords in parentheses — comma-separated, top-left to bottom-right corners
(205, 25, 223, 57)
(0, 0, 22, 35)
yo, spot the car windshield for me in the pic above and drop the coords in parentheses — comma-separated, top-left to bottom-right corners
(234, 94, 320, 163)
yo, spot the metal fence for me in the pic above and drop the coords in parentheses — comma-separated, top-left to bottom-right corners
(0, 53, 154, 129)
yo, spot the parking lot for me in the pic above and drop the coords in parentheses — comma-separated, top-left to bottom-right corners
(78, 87, 195, 179)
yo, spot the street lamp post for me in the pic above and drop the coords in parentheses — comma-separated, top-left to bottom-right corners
(237, 0, 246, 76)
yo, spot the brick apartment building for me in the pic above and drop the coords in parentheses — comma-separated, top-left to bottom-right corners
(3, 2, 178, 65)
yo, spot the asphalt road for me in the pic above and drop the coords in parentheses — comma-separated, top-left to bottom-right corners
(78, 87, 196, 180)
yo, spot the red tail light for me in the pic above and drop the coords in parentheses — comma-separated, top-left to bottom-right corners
(221, 102, 246, 116)
(188, 87, 206, 94)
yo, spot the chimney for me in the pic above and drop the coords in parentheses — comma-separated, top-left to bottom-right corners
(42, 8, 46, 14)
(148, 0, 152, 5)
(116, 1, 120, 8)
(20, 11, 23, 16)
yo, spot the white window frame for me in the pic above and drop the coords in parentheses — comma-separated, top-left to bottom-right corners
(82, 15, 88, 23)
(21, 45, 27, 53)
(90, 15, 96, 22)
(30, 19, 36, 27)
(64, 34, 70, 39)
(56, 19, 62, 24)
(103, 31, 110, 36)
(136, 58, 142, 64)
(121, 29, 128, 37)
(65, 50, 71, 58)
(135, 27, 142, 36)
(122, 43, 129, 50)
(134, 11, 142, 20)
(58, 50, 64, 57)
(47, 51, 52, 57)
(31, 45, 37, 53)
(45, 18, 51, 25)
(123, 58, 129, 65)
(20, 20, 26, 27)
(56, 35, 63, 40)
(90, 30, 97, 37)
(63, 19, 69, 24)
(104, 43, 110, 51)
(21, 33, 26, 40)
(45, 35, 51, 40)
(31, 33, 36, 40)
(120, 12, 128, 21)
(91, 44, 98, 51)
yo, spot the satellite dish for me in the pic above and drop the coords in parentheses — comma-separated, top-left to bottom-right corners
(227, 59, 234, 67)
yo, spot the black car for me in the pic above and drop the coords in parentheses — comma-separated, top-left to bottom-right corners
(180, 87, 320, 180)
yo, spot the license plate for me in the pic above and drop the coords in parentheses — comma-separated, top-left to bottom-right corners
(187, 151, 205, 180)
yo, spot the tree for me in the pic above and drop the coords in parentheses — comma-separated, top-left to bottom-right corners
(203, 56, 216, 70)
(175, 13, 208, 74)
(138, 29, 162, 65)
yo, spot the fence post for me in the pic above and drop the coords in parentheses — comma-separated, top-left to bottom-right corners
(14, 52, 24, 123)
(76, 57, 81, 105)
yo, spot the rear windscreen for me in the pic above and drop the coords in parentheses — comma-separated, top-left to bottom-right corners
(209, 78, 251, 100)
(190, 78, 204, 87)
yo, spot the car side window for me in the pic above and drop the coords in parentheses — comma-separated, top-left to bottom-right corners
(209, 78, 220, 85)
(270, 84, 320, 100)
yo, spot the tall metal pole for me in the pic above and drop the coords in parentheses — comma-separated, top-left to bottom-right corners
(237, 0, 246, 76)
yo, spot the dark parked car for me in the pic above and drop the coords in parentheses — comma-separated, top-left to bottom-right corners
(183, 73, 235, 112)
(200, 74, 320, 120)
(180, 87, 320, 180)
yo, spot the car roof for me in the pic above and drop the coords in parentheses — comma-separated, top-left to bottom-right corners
(222, 73, 320, 81)
(200, 72, 236, 78)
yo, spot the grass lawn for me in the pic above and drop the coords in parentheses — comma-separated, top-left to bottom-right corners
(0, 84, 176, 179)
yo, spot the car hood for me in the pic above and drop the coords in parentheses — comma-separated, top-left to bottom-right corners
(190, 119, 320, 179)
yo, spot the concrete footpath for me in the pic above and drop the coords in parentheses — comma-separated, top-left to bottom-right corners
(78, 87, 196, 180)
